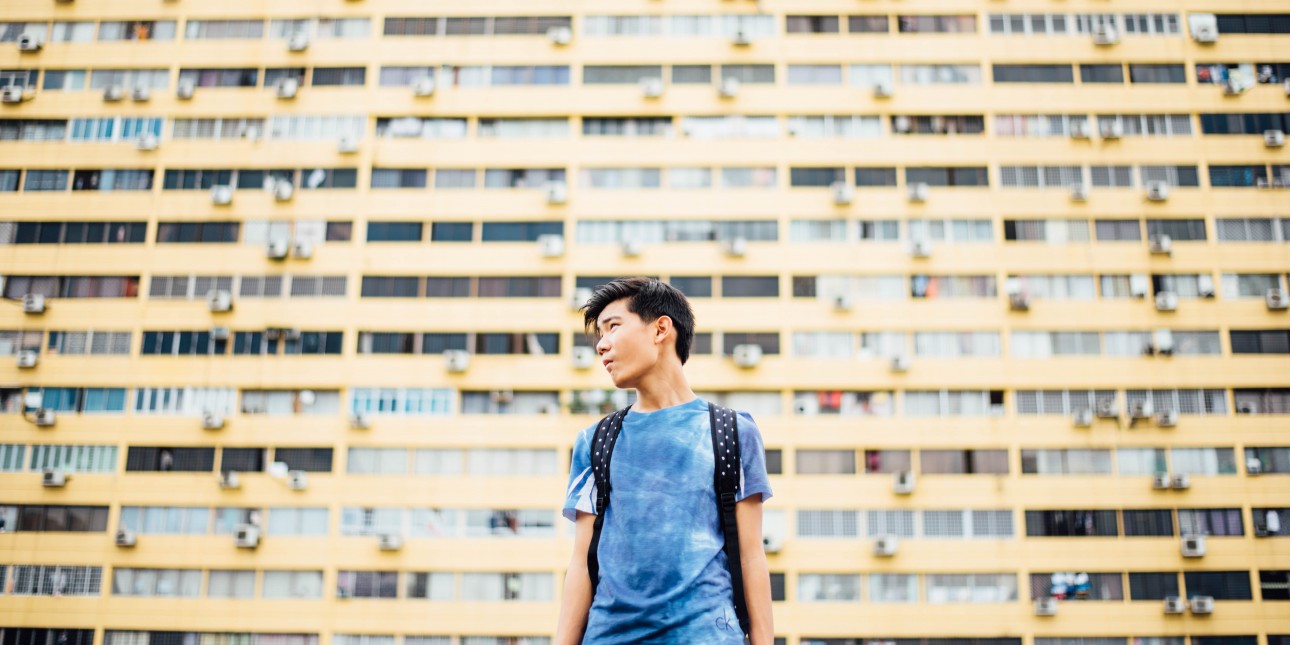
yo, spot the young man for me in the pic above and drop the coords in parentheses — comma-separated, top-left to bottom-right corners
(555, 277, 775, 644)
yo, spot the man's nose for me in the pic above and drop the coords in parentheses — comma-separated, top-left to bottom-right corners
(596, 336, 610, 354)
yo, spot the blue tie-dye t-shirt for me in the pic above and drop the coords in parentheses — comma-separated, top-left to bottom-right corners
(562, 396, 773, 644)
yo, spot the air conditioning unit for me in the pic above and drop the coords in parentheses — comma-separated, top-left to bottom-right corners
(1266, 130, 1287, 148)
(23, 293, 46, 314)
(285, 327, 302, 341)
(287, 470, 307, 490)
(287, 31, 310, 51)
(131, 86, 150, 102)
(1, 87, 26, 103)
(762, 528, 784, 554)
(1130, 274, 1151, 298)
(909, 238, 932, 258)
(1155, 291, 1178, 312)
(893, 116, 912, 134)
(1148, 234, 1172, 255)
(907, 182, 929, 203)
(1267, 289, 1289, 310)
(1095, 398, 1119, 418)
(640, 77, 664, 98)
(1152, 471, 1171, 490)
(444, 349, 470, 373)
(1129, 399, 1154, 420)
(292, 240, 313, 259)
(889, 355, 910, 373)
(1154, 329, 1175, 355)
(218, 471, 241, 489)
(412, 76, 436, 97)
(42, 469, 67, 487)
(267, 239, 290, 260)
(1190, 14, 1218, 43)
(103, 85, 124, 102)
(1100, 121, 1123, 140)
(115, 529, 138, 547)
(1163, 596, 1186, 614)
(1009, 292, 1031, 312)
(176, 79, 195, 99)
(538, 234, 565, 258)
(1246, 457, 1263, 475)
(732, 28, 752, 46)
(1170, 473, 1191, 490)
(1144, 181, 1170, 202)
(793, 396, 819, 416)
(569, 287, 594, 312)
(276, 77, 299, 99)
(833, 294, 854, 312)
(621, 239, 643, 257)
(136, 134, 159, 151)
(349, 412, 371, 430)
(211, 185, 233, 205)
(1189, 595, 1214, 614)
(1072, 409, 1093, 427)
(1092, 24, 1120, 45)
(831, 181, 854, 205)
(872, 82, 893, 98)
(273, 181, 294, 202)
(1157, 409, 1179, 427)
(1034, 597, 1058, 616)
(546, 181, 568, 205)
(18, 34, 44, 52)
(570, 346, 597, 370)
(873, 535, 898, 557)
(16, 350, 38, 369)
(723, 236, 748, 257)
(378, 533, 404, 551)
(234, 524, 260, 548)
(337, 135, 359, 154)
(892, 471, 915, 495)
(1237, 401, 1259, 415)
(1181, 534, 1206, 557)
(1069, 120, 1091, 139)
(201, 410, 225, 430)
(547, 26, 572, 46)
(33, 408, 56, 427)
(732, 344, 762, 368)
(207, 289, 233, 312)
(719, 77, 740, 98)
(1070, 184, 1089, 202)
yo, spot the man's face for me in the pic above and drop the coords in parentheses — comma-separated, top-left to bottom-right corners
(594, 298, 662, 388)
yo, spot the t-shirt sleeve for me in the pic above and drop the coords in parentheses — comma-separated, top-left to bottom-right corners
(735, 411, 774, 503)
(562, 422, 598, 522)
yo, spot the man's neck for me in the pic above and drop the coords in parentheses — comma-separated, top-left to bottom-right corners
(631, 362, 696, 413)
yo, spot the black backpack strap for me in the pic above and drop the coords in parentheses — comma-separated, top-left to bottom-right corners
(587, 406, 629, 593)
(710, 402, 751, 639)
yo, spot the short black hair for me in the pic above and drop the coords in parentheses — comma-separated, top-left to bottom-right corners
(581, 277, 695, 365)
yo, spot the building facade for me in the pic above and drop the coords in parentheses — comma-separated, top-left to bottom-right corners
(0, 0, 1288, 644)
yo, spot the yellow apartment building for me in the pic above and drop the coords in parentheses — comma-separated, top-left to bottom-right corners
(0, 0, 1288, 644)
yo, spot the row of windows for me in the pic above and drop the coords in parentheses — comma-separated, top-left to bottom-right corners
(4, 385, 1290, 421)
(7, 13, 1289, 41)
(11, 112, 1286, 143)
(6, 328, 1286, 360)
(4, 62, 1289, 95)
(4, 438, 1288, 487)
(2, 563, 1287, 608)
(7, 165, 1288, 193)
(5, 217, 1290, 249)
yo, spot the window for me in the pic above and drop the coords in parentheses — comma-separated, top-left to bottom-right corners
(112, 568, 201, 597)
(1178, 508, 1245, 536)
(787, 16, 841, 34)
(1080, 64, 1125, 84)
(796, 450, 856, 475)
(797, 510, 859, 538)
(1183, 571, 1253, 600)
(1231, 330, 1290, 354)
(848, 16, 889, 33)
(926, 574, 1017, 603)
(993, 65, 1074, 83)
(898, 15, 977, 33)
(1021, 449, 1113, 475)
(1029, 572, 1123, 600)
(798, 574, 860, 602)
(125, 447, 216, 472)
(920, 450, 1010, 475)
(906, 167, 989, 186)
(274, 448, 333, 472)
(10, 565, 102, 596)
(1122, 509, 1175, 536)
(1, 505, 108, 532)
(366, 222, 423, 242)
(1129, 64, 1186, 84)
(1210, 165, 1270, 188)
(722, 276, 779, 298)
(263, 570, 323, 599)
(1024, 510, 1118, 536)
(1129, 572, 1180, 600)
(478, 118, 568, 138)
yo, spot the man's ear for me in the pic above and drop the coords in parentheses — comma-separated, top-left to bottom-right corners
(653, 315, 673, 345)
